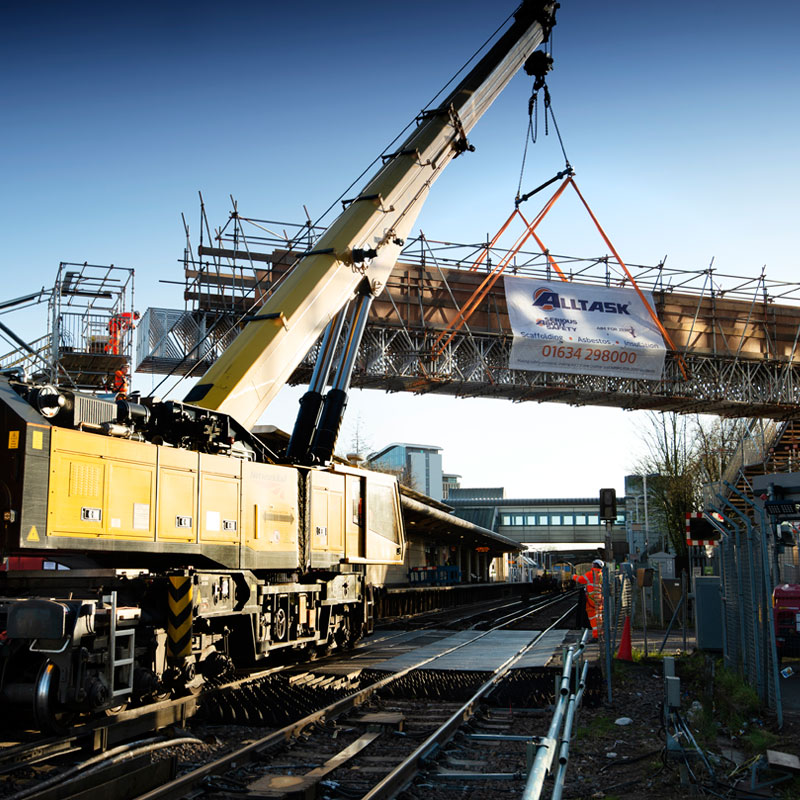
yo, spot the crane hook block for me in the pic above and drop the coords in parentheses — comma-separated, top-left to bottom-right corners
(453, 137, 476, 156)
(524, 50, 553, 85)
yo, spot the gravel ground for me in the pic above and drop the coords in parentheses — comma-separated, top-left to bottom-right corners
(560, 636, 800, 800)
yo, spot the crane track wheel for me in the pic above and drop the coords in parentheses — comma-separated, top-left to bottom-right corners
(168, 575, 193, 661)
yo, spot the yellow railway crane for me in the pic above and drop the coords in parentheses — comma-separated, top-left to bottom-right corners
(0, 1, 558, 731)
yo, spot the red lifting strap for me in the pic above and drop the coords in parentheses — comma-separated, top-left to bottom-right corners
(431, 175, 688, 380)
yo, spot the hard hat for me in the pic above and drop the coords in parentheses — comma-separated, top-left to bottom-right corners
(592, 559, 605, 568)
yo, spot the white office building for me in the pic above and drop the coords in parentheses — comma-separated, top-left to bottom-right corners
(367, 443, 444, 501)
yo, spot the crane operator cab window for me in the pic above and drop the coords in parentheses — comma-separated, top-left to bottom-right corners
(366, 476, 404, 563)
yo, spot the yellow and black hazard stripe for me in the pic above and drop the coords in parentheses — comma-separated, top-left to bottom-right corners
(167, 575, 193, 661)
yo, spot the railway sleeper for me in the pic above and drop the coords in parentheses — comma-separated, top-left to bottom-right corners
(487, 665, 603, 709)
(361, 669, 493, 702)
(200, 671, 366, 727)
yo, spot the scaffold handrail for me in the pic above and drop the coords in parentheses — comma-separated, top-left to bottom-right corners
(189, 210, 800, 306)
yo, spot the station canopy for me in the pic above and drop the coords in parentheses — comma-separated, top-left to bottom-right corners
(400, 486, 522, 556)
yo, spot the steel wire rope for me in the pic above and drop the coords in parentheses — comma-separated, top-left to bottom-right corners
(306, 8, 517, 231)
(517, 82, 572, 203)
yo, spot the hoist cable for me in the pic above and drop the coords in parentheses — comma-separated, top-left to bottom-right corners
(545, 91, 571, 170)
(516, 93, 537, 201)
(308, 10, 516, 235)
(516, 79, 572, 203)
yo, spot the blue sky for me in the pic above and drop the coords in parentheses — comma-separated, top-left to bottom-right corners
(2, 1, 799, 497)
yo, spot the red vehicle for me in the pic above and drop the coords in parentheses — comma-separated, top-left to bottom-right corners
(1, 556, 45, 571)
(773, 583, 800, 658)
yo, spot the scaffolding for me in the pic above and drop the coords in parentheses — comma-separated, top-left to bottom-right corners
(136, 204, 800, 419)
(0, 262, 136, 391)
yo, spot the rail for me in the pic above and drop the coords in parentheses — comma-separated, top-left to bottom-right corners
(133, 599, 581, 799)
(361, 604, 582, 799)
(3, 592, 580, 800)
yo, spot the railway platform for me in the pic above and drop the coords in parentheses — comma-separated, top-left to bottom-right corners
(374, 579, 526, 619)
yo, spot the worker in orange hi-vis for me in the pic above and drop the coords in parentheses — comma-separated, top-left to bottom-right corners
(111, 363, 129, 399)
(574, 559, 604, 640)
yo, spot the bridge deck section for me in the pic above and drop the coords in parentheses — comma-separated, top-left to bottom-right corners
(137, 243, 800, 418)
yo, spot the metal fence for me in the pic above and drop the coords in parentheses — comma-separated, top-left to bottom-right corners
(135, 307, 242, 376)
(706, 484, 783, 727)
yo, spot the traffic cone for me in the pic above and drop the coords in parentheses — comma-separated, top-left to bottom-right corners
(616, 615, 633, 661)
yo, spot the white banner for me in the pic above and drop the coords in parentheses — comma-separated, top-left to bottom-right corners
(504, 276, 666, 379)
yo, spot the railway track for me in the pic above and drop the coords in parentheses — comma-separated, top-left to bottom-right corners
(138, 602, 586, 800)
(470, 590, 577, 630)
(0, 591, 582, 800)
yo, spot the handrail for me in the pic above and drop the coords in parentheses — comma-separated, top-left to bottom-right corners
(522, 628, 591, 800)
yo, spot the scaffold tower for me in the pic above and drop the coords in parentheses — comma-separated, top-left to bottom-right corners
(0, 262, 136, 391)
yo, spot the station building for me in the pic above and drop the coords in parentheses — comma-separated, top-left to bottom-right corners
(366, 442, 444, 501)
(347, 440, 682, 616)
(366, 484, 525, 619)
(364, 440, 647, 568)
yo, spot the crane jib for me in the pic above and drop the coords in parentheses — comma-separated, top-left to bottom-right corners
(185, 2, 558, 432)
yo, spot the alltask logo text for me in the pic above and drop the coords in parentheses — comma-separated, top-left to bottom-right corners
(533, 287, 630, 315)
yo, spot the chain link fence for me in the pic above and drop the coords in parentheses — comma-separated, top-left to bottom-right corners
(706, 486, 783, 726)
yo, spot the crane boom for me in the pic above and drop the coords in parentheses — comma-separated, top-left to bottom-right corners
(185, 1, 558, 430)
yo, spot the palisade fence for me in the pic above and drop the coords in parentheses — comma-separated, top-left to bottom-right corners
(601, 564, 677, 660)
(704, 482, 783, 727)
(596, 565, 633, 703)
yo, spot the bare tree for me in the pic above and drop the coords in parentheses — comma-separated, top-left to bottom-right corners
(366, 458, 418, 492)
(337, 413, 373, 460)
(337, 418, 419, 491)
(692, 415, 752, 486)
(634, 413, 698, 557)
(633, 412, 759, 557)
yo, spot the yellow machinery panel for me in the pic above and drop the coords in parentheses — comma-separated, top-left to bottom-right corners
(157, 447, 198, 543)
(199, 453, 240, 546)
(241, 463, 298, 554)
(48, 427, 157, 540)
(158, 472, 197, 543)
(365, 473, 404, 564)
(344, 474, 364, 560)
(50, 426, 157, 464)
(309, 470, 344, 555)
(49, 451, 108, 538)
(105, 461, 155, 539)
